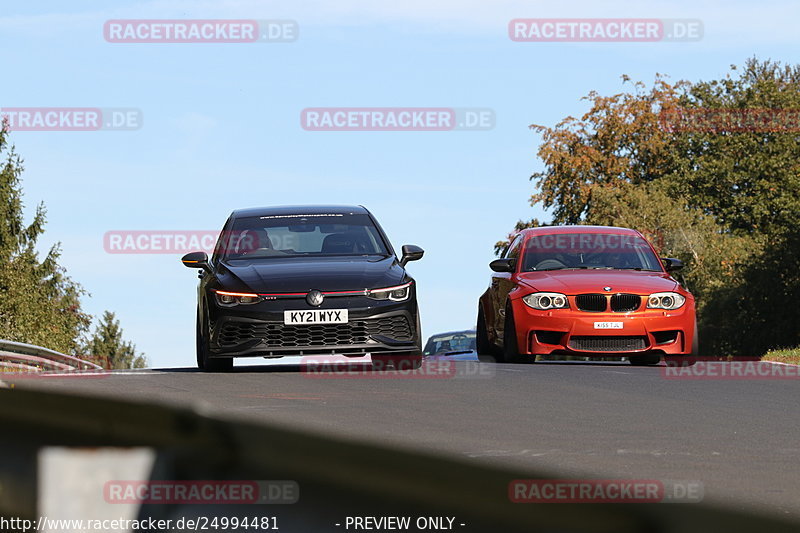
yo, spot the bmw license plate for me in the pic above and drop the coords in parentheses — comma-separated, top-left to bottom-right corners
(284, 309, 348, 325)
(594, 322, 623, 329)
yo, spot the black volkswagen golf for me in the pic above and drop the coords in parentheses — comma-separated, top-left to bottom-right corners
(181, 205, 424, 372)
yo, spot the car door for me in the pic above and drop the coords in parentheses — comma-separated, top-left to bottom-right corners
(198, 215, 234, 320)
(489, 235, 523, 340)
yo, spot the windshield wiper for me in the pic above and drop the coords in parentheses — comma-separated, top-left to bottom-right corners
(536, 266, 604, 271)
(534, 266, 655, 271)
(579, 266, 656, 271)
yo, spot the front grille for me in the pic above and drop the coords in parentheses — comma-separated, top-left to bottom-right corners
(568, 336, 648, 352)
(217, 316, 412, 348)
(576, 294, 607, 312)
(610, 293, 641, 312)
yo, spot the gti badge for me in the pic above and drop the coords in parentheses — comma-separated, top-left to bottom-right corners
(306, 290, 324, 307)
(603, 286, 612, 292)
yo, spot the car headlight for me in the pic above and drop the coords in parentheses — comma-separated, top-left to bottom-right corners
(647, 292, 686, 310)
(522, 292, 569, 310)
(214, 290, 261, 306)
(366, 282, 412, 302)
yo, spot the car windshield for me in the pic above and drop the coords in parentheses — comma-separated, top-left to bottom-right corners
(521, 233, 662, 272)
(220, 213, 390, 260)
(424, 332, 477, 355)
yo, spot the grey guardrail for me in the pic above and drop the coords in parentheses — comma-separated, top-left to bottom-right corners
(0, 339, 103, 372)
(1, 386, 798, 533)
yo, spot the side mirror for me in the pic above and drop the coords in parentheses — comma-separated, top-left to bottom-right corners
(181, 251, 211, 273)
(490, 258, 516, 273)
(400, 245, 424, 267)
(661, 257, 684, 272)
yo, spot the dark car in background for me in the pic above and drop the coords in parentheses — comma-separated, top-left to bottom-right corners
(181, 205, 424, 372)
(423, 330, 479, 361)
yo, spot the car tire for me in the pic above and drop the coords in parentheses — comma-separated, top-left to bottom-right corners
(372, 354, 422, 371)
(205, 355, 234, 372)
(503, 304, 532, 364)
(628, 353, 661, 366)
(476, 305, 502, 360)
(197, 307, 233, 373)
(196, 311, 206, 370)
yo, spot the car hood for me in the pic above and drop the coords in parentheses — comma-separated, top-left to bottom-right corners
(219, 256, 405, 293)
(516, 270, 679, 294)
(426, 351, 479, 361)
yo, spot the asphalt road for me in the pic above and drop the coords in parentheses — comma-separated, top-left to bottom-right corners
(5, 358, 800, 520)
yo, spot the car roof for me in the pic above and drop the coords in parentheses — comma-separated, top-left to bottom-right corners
(231, 205, 370, 218)
(517, 225, 642, 237)
(428, 330, 476, 339)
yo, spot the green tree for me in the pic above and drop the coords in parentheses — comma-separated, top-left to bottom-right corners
(83, 311, 147, 369)
(0, 125, 91, 353)
(527, 74, 686, 225)
(671, 59, 800, 235)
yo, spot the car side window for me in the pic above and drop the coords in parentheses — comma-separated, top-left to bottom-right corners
(211, 217, 234, 264)
(505, 235, 523, 260)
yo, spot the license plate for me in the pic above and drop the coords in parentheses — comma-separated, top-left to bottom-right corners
(284, 309, 348, 325)
(594, 322, 623, 329)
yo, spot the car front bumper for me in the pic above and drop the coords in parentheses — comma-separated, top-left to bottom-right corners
(510, 297, 696, 358)
(207, 297, 421, 359)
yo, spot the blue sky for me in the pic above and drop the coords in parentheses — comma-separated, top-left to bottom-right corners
(2, 0, 797, 368)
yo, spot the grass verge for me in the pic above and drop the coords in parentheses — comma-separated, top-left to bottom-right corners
(762, 346, 800, 365)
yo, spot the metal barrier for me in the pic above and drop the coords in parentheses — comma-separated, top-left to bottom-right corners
(0, 339, 103, 372)
(1, 386, 798, 533)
